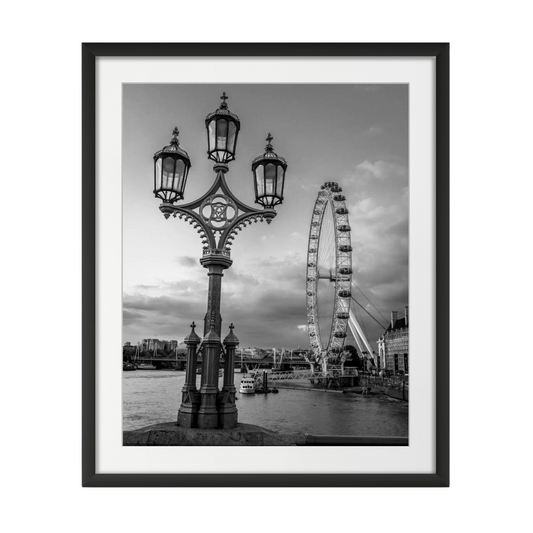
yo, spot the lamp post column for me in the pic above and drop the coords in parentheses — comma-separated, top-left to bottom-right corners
(202, 262, 228, 337)
(196, 318, 222, 428)
(197, 254, 232, 429)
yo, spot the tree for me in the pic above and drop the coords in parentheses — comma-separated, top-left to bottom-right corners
(343, 345, 361, 367)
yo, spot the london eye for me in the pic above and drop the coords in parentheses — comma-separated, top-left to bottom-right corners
(306, 182, 380, 372)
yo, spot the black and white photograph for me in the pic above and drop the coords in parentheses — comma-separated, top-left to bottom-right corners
(121, 83, 409, 445)
(7, 0, 533, 528)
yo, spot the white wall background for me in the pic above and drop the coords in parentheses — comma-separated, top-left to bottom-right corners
(1, 2, 531, 532)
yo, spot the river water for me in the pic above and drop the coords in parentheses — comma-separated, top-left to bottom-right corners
(123, 370, 408, 437)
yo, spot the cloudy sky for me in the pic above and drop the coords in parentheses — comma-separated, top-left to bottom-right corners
(123, 84, 408, 350)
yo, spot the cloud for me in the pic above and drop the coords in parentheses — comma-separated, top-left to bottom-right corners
(355, 160, 407, 181)
(350, 197, 386, 222)
(343, 186, 409, 344)
(123, 309, 147, 324)
(297, 325, 308, 331)
(295, 180, 322, 192)
(123, 252, 311, 348)
(175, 256, 198, 267)
(363, 125, 383, 136)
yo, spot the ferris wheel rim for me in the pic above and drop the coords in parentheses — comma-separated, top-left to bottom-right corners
(306, 182, 353, 361)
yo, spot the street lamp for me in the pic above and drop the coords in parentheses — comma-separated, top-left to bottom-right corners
(153, 127, 191, 203)
(205, 92, 240, 163)
(252, 133, 288, 208)
(153, 93, 288, 429)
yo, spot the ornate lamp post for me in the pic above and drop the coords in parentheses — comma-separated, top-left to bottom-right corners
(153, 93, 288, 429)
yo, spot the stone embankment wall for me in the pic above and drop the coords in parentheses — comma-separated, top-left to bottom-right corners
(358, 376, 409, 401)
(367, 384, 408, 401)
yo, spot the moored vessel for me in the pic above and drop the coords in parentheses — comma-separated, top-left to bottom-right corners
(239, 377, 256, 394)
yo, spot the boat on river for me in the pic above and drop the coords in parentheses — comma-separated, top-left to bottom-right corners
(239, 377, 256, 394)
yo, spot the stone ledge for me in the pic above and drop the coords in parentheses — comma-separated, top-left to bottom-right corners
(123, 422, 305, 446)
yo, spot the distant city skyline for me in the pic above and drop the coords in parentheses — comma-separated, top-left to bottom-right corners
(123, 337, 313, 351)
(123, 84, 408, 349)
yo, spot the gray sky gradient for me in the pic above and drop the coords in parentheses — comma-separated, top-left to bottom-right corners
(123, 84, 408, 349)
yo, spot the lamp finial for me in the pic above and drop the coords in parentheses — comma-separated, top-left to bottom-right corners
(220, 92, 228, 109)
(171, 127, 180, 145)
(266, 133, 274, 152)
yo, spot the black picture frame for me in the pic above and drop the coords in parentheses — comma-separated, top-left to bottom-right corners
(82, 42, 449, 487)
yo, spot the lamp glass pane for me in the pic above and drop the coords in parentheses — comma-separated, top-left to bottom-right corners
(175, 159, 185, 179)
(155, 158, 162, 189)
(175, 159, 185, 193)
(162, 157, 176, 191)
(277, 165, 285, 197)
(228, 121, 237, 153)
(255, 165, 264, 196)
(208, 120, 216, 153)
(216, 119, 228, 150)
(265, 163, 276, 195)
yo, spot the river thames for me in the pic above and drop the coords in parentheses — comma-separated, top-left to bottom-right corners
(123, 370, 408, 437)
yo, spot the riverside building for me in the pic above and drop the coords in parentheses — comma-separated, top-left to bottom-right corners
(377, 306, 409, 375)
(141, 338, 179, 352)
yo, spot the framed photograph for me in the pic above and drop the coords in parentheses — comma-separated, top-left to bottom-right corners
(82, 43, 449, 487)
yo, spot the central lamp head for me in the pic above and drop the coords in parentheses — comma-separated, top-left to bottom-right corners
(205, 92, 241, 164)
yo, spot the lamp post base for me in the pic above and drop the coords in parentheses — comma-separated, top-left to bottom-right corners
(177, 387, 199, 428)
(177, 407, 198, 429)
(218, 410, 238, 429)
(197, 386, 220, 429)
(197, 409, 219, 429)
(217, 387, 238, 429)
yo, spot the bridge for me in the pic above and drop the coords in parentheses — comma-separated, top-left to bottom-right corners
(251, 367, 359, 388)
(125, 352, 312, 368)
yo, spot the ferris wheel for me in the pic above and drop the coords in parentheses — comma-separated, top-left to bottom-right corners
(306, 182, 353, 366)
